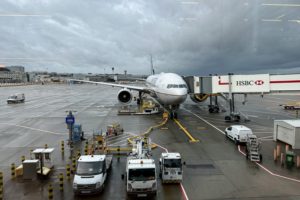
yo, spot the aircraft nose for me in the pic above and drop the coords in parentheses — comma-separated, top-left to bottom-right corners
(174, 89, 187, 104)
(176, 94, 187, 104)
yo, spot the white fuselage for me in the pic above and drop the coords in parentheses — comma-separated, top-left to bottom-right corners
(145, 73, 188, 106)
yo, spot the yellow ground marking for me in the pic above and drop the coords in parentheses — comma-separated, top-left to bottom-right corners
(173, 119, 199, 143)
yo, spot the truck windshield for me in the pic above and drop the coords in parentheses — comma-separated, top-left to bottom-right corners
(164, 159, 182, 168)
(128, 168, 155, 181)
(77, 161, 103, 175)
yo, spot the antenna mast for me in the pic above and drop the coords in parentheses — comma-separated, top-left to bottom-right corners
(150, 54, 155, 75)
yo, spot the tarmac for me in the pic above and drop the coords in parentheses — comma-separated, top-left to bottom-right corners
(0, 84, 300, 200)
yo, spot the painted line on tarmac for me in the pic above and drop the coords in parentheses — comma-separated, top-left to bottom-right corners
(260, 138, 273, 141)
(173, 119, 199, 143)
(183, 108, 225, 135)
(258, 135, 273, 139)
(237, 146, 300, 183)
(254, 131, 273, 134)
(126, 131, 189, 200)
(185, 108, 300, 184)
(180, 183, 189, 200)
(0, 122, 65, 135)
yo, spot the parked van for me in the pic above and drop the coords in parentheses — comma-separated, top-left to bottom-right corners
(7, 93, 25, 104)
(225, 125, 253, 144)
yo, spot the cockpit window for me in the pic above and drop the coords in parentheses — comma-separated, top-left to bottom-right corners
(167, 84, 187, 89)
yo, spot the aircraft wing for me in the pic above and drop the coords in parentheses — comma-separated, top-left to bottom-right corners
(68, 79, 152, 93)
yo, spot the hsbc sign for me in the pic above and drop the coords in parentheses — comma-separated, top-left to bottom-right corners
(212, 74, 270, 93)
(236, 80, 265, 86)
(255, 80, 264, 85)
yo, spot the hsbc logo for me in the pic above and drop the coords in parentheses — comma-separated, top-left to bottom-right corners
(255, 80, 264, 85)
(236, 80, 265, 86)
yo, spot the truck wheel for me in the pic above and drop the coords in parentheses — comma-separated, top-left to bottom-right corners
(234, 139, 238, 145)
(225, 116, 231, 122)
(214, 107, 219, 113)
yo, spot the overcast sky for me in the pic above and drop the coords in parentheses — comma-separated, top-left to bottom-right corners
(0, 0, 300, 75)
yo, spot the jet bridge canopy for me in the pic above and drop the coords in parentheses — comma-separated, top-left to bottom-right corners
(185, 74, 300, 94)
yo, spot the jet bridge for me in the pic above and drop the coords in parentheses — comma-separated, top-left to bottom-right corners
(185, 74, 300, 121)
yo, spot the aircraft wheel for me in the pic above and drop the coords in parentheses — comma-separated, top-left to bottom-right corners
(174, 112, 178, 119)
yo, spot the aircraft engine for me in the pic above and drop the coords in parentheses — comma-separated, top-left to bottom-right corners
(190, 93, 208, 103)
(117, 88, 133, 104)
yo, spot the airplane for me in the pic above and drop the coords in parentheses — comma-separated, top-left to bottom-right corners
(69, 72, 188, 118)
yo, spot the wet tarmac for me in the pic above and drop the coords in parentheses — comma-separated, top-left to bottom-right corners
(0, 84, 300, 200)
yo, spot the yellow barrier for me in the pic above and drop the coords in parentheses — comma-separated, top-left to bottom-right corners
(174, 119, 199, 143)
(0, 172, 3, 196)
(0, 186, 3, 200)
(72, 157, 76, 172)
(21, 155, 25, 163)
(66, 164, 71, 180)
(59, 173, 64, 191)
(11, 163, 15, 178)
(48, 184, 53, 199)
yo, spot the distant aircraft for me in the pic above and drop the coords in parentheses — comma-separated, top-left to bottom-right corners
(69, 59, 188, 118)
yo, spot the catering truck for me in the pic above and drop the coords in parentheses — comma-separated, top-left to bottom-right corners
(123, 138, 157, 198)
(159, 152, 183, 183)
(7, 93, 25, 104)
(73, 154, 112, 195)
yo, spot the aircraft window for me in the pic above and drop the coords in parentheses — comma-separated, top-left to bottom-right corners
(167, 84, 185, 88)
(167, 84, 177, 88)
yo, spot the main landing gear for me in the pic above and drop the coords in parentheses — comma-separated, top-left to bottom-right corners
(169, 111, 178, 119)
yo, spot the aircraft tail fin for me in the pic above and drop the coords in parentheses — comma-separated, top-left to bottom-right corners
(150, 54, 155, 75)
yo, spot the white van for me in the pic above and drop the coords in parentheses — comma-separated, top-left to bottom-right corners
(225, 125, 253, 144)
(7, 93, 25, 104)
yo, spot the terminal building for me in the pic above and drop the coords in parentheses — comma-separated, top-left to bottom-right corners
(0, 65, 27, 83)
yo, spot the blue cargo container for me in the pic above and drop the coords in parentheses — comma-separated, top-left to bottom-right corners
(72, 124, 82, 142)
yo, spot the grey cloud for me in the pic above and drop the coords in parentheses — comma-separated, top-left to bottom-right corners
(0, 0, 299, 75)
